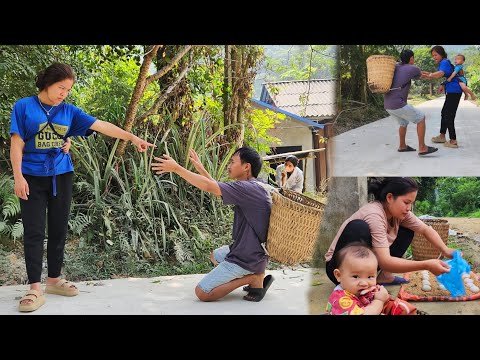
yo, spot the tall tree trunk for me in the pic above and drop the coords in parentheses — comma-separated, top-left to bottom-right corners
(336, 45, 342, 112)
(154, 45, 194, 136)
(221, 46, 262, 147)
(229, 47, 239, 126)
(221, 45, 232, 126)
(117, 45, 160, 157)
(219, 45, 231, 132)
(134, 66, 191, 123)
(359, 45, 368, 104)
(116, 45, 192, 157)
(313, 177, 368, 267)
(236, 106, 245, 147)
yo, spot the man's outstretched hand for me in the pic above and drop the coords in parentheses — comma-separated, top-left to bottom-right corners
(151, 154, 180, 174)
(188, 149, 207, 174)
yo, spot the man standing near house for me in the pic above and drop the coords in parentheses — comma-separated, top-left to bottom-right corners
(275, 155, 304, 193)
(151, 147, 274, 302)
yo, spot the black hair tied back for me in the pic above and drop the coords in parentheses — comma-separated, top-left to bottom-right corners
(368, 177, 419, 202)
(35, 70, 46, 90)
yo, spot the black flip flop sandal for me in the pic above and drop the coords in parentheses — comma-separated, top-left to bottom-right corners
(398, 145, 416, 152)
(418, 146, 438, 156)
(243, 275, 274, 302)
(242, 274, 272, 292)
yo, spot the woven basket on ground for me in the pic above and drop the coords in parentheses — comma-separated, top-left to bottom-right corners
(411, 218, 449, 261)
(366, 55, 396, 93)
(266, 189, 325, 265)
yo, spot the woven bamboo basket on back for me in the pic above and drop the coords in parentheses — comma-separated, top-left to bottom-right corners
(366, 55, 396, 93)
(266, 189, 325, 265)
(411, 218, 450, 260)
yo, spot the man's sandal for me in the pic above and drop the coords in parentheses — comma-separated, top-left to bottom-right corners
(242, 275, 273, 292)
(243, 275, 274, 302)
(45, 279, 79, 297)
(418, 146, 438, 156)
(18, 289, 46, 312)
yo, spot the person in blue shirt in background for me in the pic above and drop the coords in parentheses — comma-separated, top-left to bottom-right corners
(10, 63, 155, 312)
(427, 46, 463, 149)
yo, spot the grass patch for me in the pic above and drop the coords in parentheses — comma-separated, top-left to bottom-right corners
(303, 180, 329, 205)
(334, 104, 388, 136)
(0, 244, 26, 286)
(466, 209, 480, 218)
(408, 94, 441, 106)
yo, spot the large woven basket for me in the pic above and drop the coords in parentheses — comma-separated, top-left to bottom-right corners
(411, 218, 450, 261)
(266, 189, 325, 265)
(366, 55, 396, 93)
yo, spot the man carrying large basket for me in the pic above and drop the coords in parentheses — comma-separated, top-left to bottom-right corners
(383, 50, 438, 156)
(151, 147, 274, 302)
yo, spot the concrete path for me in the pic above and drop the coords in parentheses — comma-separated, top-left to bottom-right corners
(309, 269, 480, 315)
(332, 98, 480, 176)
(0, 267, 311, 315)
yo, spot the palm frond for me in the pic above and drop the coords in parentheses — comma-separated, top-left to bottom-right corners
(11, 219, 24, 240)
(2, 195, 20, 219)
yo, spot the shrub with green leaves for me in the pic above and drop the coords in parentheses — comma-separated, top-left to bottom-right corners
(0, 174, 23, 241)
(68, 116, 238, 266)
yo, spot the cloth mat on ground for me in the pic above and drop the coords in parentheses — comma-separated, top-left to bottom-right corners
(398, 271, 480, 302)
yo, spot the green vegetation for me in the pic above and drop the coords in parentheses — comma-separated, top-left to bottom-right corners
(414, 177, 480, 217)
(408, 94, 440, 106)
(1, 45, 328, 283)
(464, 46, 480, 96)
(336, 45, 480, 133)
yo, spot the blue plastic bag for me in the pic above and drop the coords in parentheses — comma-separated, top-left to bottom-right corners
(436, 250, 471, 297)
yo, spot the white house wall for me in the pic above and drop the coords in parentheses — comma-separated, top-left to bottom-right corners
(266, 116, 316, 193)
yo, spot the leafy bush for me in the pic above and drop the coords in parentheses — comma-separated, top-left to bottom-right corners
(0, 173, 23, 241)
(413, 200, 431, 216)
(69, 56, 144, 127)
(436, 177, 480, 216)
(244, 108, 285, 155)
(68, 116, 238, 264)
(413, 177, 480, 217)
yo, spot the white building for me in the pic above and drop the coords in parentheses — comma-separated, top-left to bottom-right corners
(251, 79, 336, 193)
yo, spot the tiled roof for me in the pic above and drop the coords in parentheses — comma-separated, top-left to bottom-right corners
(261, 79, 336, 118)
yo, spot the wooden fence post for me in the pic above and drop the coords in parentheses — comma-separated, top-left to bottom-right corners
(324, 123, 334, 180)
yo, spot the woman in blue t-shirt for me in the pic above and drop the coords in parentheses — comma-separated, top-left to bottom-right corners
(10, 63, 155, 312)
(426, 45, 463, 149)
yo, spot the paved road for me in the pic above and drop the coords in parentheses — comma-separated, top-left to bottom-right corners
(332, 98, 480, 176)
(0, 267, 311, 315)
